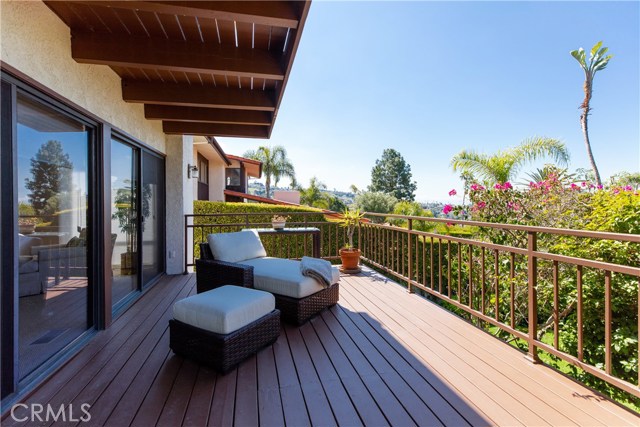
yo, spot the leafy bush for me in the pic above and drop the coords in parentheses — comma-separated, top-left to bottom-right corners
(354, 191, 397, 223)
(388, 201, 436, 232)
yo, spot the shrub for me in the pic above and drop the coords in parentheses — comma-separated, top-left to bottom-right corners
(354, 191, 397, 223)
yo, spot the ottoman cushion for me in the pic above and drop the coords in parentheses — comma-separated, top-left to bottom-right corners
(173, 285, 275, 335)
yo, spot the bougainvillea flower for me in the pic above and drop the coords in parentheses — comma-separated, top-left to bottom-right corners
(449, 189, 457, 196)
(443, 204, 453, 214)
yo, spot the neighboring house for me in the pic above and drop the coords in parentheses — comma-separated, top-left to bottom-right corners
(224, 155, 263, 202)
(0, 0, 309, 402)
(192, 136, 231, 202)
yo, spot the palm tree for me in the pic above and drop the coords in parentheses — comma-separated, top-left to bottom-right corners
(299, 177, 330, 209)
(450, 137, 570, 185)
(570, 41, 613, 187)
(243, 145, 296, 198)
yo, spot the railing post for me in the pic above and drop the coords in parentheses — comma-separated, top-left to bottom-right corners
(407, 218, 413, 293)
(527, 231, 540, 363)
(357, 217, 362, 258)
(183, 214, 189, 275)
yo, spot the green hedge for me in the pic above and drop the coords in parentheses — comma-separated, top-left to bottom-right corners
(191, 201, 346, 261)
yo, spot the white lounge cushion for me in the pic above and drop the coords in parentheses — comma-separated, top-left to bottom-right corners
(173, 285, 275, 335)
(239, 257, 340, 299)
(207, 230, 267, 263)
(19, 234, 42, 256)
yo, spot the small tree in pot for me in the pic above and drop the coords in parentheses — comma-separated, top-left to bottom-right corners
(339, 209, 364, 272)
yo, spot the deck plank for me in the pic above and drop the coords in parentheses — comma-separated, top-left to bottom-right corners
(182, 367, 217, 427)
(339, 279, 553, 426)
(256, 347, 285, 427)
(3, 269, 637, 427)
(347, 271, 638, 426)
(284, 325, 338, 426)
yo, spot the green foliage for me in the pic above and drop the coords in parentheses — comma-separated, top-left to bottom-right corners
(451, 137, 569, 185)
(354, 191, 397, 223)
(192, 201, 345, 260)
(389, 201, 435, 232)
(611, 171, 640, 191)
(299, 177, 330, 209)
(25, 140, 73, 215)
(465, 180, 639, 407)
(243, 146, 295, 198)
(340, 209, 365, 249)
(369, 148, 417, 201)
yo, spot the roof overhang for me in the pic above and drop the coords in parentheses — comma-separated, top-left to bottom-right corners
(227, 154, 262, 178)
(44, 1, 311, 139)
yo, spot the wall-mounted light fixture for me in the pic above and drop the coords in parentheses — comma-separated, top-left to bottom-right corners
(187, 164, 199, 179)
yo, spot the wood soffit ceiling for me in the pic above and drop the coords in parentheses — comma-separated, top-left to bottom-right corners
(44, 1, 311, 139)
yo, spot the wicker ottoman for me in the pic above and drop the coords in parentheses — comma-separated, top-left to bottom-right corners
(169, 285, 280, 373)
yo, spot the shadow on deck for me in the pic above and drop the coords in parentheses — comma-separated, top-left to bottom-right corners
(3, 267, 638, 426)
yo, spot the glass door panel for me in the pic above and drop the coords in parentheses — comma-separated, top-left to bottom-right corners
(16, 93, 91, 380)
(142, 152, 164, 286)
(110, 139, 139, 309)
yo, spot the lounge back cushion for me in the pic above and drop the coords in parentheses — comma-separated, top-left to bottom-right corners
(207, 230, 267, 263)
(18, 234, 42, 256)
(239, 257, 340, 299)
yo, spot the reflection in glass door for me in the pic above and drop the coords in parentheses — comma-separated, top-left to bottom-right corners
(142, 152, 165, 286)
(111, 139, 138, 310)
(16, 93, 92, 380)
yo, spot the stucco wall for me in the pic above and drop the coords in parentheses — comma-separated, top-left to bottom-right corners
(193, 144, 226, 202)
(166, 135, 194, 274)
(209, 155, 226, 201)
(0, 0, 165, 152)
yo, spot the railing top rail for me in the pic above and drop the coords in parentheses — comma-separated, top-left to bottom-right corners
(187, 211, 333, 217)
(364, 212, 640, 243)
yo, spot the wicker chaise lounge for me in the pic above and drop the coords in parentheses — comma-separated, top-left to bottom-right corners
(196, 230, 340, 325)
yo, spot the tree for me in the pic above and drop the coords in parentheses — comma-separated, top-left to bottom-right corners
(354, 191, 397, 223)
(523, 164, 575, 186)
(570, 41, 612, 187)
(450, 137, 570, 185)
(25, 140, 73, 215)
(299, 177, 330, 209)
(369, 149, 417, 201)
(243, 145, 295, 198)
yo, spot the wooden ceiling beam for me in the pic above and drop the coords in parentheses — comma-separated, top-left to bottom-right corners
(163, 121, 270, 138)
(71, 32, 284, 80)
(122, 81, 276, 111)
(66, 1, 300, 29)
(144, 105, 272, 126)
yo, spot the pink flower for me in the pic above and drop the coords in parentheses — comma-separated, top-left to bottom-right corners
(613, 188, 621, 195)
(443, 204, 453, 215)
(597, 184, 603, 190)
(449, 189, 457, 196)
(624, 185, 633, 191)
(503, 182, 513, 189)
(476, 201, 486, 209)
(570, 183, 580, 191)
(470, 183, 485, 191)
(581, 181, 587, 187)
(494, 183, 503, 190)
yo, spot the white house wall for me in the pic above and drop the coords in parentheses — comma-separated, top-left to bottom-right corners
(167, 136, 194, 274)
(2, 0, 200, 276)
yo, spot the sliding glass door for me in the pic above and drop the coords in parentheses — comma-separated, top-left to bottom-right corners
(142, 152, 165, 286)
(111, 141, 165, 312)
(110, 139, 138, 309)
(16, 92, 92, 382)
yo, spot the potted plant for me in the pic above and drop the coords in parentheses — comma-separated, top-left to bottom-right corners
(272, 214, 288, 230)
(339, 209, 364, 272)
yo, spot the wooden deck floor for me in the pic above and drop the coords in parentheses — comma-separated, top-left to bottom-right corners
(4, 267, 638, 426)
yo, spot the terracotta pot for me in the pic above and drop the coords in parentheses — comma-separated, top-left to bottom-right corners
(339, 248, 361, 270)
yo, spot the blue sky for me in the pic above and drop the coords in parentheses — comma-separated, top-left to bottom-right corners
(218, 1, 640, 203)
